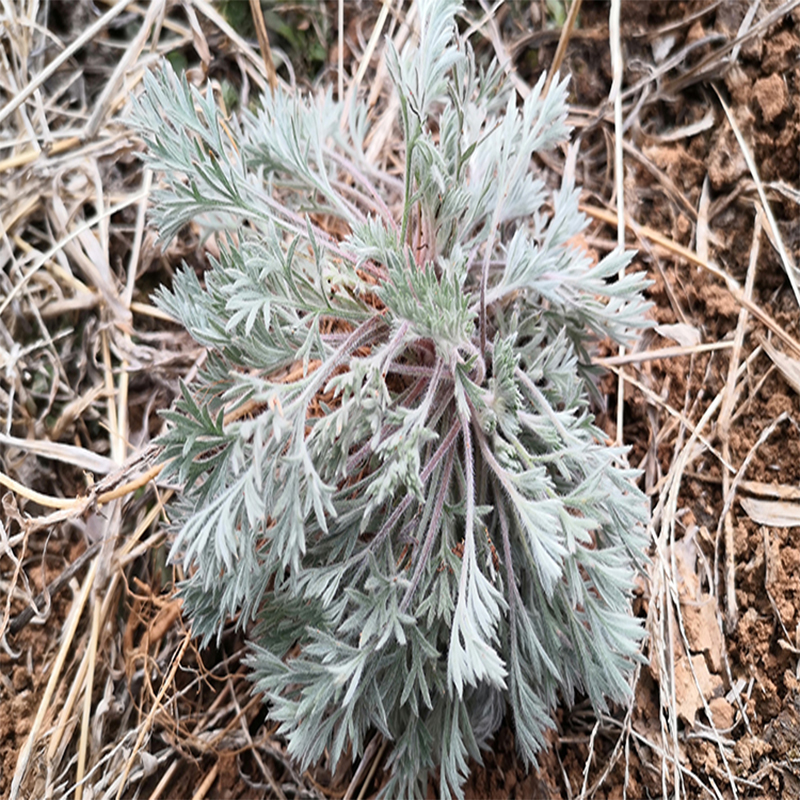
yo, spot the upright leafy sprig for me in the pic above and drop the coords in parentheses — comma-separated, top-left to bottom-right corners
(131, 0, 650, 796)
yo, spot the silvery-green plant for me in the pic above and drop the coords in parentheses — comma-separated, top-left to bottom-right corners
(131, 1, 650, 795)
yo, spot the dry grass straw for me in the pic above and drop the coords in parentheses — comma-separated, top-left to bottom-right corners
(608, 0, 626, 450)
(570, 2, 800, 798)
(716, 210, 762, 634)
(248, 0, 279, 94)
(2, 1, 222, 798)
(580, 2, 800, 798)
(3, 1, 800, 799)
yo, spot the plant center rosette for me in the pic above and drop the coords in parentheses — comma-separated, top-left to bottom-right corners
(131, 1, 652, 795)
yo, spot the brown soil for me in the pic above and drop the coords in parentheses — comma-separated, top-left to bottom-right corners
(476, 1, 800, 797)
(4, 1, 800, 799)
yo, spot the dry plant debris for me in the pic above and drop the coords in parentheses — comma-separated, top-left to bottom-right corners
(2, 1, 800, 798)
